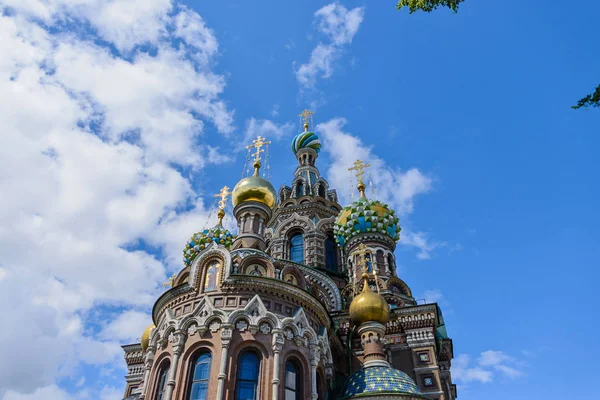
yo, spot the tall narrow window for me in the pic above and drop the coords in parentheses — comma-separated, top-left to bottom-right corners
(155, 362, 170, 400)
(235, 351, 260, 400)
(325, 235, 337, 272)
(189, 352, 212, 400)
(296, 181, 304, 197)
(289, 233, 304, 264)
(284, 360, 302, 400)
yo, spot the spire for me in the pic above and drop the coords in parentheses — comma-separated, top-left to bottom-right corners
(246, 135, 271, 177)
(298, 109, 314, 132)
(214, 185, 232, 226)
(348, 159, 371, 199)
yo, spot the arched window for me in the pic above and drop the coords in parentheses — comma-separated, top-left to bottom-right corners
(325, 235, 337, 272)
(317, 372, 325, 400)
(289, 233, 304, 264)
(188, 352, 212, 400)
(318, 184, 326, 198)
(235, 351, 260, 400)
(296, 181, 304, 197)
(284, 360, 302, 400)
(154, 361, 170, 400)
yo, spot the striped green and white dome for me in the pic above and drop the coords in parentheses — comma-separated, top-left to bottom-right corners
(291, 131, 321, 155)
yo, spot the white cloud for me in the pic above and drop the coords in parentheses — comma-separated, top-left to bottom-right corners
(452, 351, 525, 385)
(98, 310, 153, 343)
(295, 2, 365, 89)
(0, 1, 233, 397)
(402, 231, 446, 260)
(314, 2, 365, 46)
(243, 117, 295, 145)
(317, 118, 440, 258)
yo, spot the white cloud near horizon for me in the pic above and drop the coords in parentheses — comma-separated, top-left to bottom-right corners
(295, 2, 365, 89)
(0, 1, 233, 397)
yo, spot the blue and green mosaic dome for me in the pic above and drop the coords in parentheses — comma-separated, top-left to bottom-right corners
(342, 366, 424, 399)
(183, 225, 235, 266)
(291, 131, 321, 155)
(334, 197, 400, 248)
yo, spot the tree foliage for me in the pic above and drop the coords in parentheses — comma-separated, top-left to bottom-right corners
(396, 0, 464, 13)
(572, 84, 600, 109)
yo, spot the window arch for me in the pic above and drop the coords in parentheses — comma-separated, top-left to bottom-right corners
(317, 372, 325, 400)
(154, 361, 170, 400)
(188, 352, 212, 400)
(289, 233, 304, 264)
(325, 234, 338, 272)
(318, 184, 326, 198)
(235, 351, 261, 400)
(296, 181, 304, 197)
(284, 359, 303, 400)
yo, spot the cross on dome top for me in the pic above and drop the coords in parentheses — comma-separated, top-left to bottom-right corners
(349, 159, 371, 198)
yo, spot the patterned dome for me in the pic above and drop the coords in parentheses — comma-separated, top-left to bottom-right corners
(342, 366, 424, 399)
(183, 224, 235, 266)
(334, 197, 400, 248)
(291, 131, 321, 155)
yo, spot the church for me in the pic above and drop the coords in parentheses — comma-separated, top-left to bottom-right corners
(121, 111, 457, 400)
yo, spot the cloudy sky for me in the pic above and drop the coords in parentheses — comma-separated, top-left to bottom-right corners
(0, 0, 598, 399)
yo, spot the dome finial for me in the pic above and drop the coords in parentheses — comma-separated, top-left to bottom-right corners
(349, 159, 371, 199)
(246, 135, 271, 176)
(214, 185, 232, 226)
(298, 109, 314, 132)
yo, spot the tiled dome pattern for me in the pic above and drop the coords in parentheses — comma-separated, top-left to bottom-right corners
(291, 131, 321, 155)
(183, 225, 235, 266)
(334, 197, 400, 248)
(342, 366, 424, 399)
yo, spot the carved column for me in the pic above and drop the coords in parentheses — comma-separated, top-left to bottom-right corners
(309, 344, 320, 400)
(271, 329, 284, 400)
(216, 325, 233, 400)
(139, 345, 156, 400)
(164, 331, 186, 400)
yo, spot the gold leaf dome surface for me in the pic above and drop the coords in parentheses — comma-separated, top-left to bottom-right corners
(232, 174, 276, 209)
(349, 281, 390, 326)
(141, 324, 155, 352)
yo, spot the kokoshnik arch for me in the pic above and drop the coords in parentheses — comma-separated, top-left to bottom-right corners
(121, 111, 457, 400)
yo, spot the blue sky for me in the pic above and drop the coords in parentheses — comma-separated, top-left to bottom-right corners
(0, 0, 598, 399)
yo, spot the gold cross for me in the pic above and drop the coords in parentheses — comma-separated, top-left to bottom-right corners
(352, 243, 372, 274)
(246, 135, 271, 163)
(348, 159, 371, 185)
(214, 186, 231, 210)
(298, 109, 314, 124)
(162, 273, 177, 289)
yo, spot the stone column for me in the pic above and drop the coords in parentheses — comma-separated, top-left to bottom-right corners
(164, 331, 186, 400)
(258, 217, 264, 236)
(309, 345, 320, 400)
(139, 345, 156, 400)
(216, 326, 233, 400)
(271, 330, 284, 400)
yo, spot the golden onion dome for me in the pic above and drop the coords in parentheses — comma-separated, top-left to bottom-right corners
(141, 324, 155, 352)
(349, 274, 390, 326)
(232, 161, 276, 209)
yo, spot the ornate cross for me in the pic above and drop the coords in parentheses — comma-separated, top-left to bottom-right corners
(348, 159, 371, 186)
(214, 186, 231, 210)
(298, 109, 314, 124)
(162, 273, 177, 289)
(353, 243, 372, 274)
(246, 135, 271, 163)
